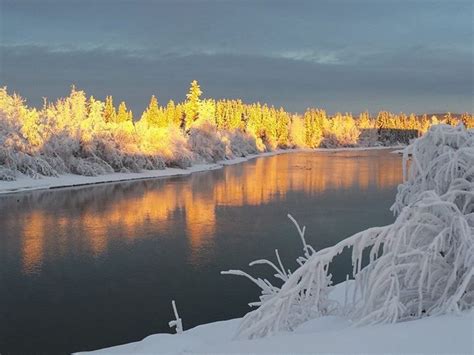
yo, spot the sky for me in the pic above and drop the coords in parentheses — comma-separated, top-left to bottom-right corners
(0, 0, 473, 115)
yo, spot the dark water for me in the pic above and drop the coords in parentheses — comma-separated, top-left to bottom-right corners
(0, 150, 402, 354)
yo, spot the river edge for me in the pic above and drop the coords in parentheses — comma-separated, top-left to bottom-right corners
(77, 280, 473, 354)
(0, 146, 404, 196)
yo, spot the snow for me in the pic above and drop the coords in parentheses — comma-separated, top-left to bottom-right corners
(0, 146, 400, 195)
(78, 282, 473, 354)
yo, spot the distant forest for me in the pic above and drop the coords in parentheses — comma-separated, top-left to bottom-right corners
(0, 81, 473, 180)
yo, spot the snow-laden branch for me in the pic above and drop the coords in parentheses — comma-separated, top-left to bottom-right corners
(168, 300, 183, 334)
(223, 124, 474, 339)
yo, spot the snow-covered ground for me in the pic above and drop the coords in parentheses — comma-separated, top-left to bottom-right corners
(79, 281, 473, 354)
(0, 146, 401, 195)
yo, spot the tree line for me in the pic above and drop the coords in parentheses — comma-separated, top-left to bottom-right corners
(73, 80, 474, 149)
(0, 80, 472, 180)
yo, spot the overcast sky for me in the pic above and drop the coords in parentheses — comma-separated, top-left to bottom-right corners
(0, 0, 472, 114)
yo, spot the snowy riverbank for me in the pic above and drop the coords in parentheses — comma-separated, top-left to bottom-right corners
(79, 281, 473, 354)
(0, 146, 402, 195)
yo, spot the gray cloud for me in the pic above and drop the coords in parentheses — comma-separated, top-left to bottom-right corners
(0, 0, 472, 114)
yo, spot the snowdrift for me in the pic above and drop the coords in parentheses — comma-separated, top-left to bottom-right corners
(81, 282, 473, 354)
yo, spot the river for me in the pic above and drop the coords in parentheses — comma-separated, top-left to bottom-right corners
(0, 149, 403, 354)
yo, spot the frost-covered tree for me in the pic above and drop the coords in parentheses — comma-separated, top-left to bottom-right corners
(103, 95, 117, 124)
(289, 116, 306, 148)
(357, 111, 374, 129)
(276, 108, 290, 148)
(303, 109, 324, 148)
(184, 80, 202, 130)
(141, 95, 163, 127)
(116, 101, 133, 123)
(323, 113, 360, 147)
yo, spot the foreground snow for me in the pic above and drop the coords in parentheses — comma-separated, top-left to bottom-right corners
(79, 282, 473, 354)
(0, 146, 400, 195)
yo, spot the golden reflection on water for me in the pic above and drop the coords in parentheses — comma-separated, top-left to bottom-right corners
(21, 211, 46, 274)
(13, 151, 402, 274)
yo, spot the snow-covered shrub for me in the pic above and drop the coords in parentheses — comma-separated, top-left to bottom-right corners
(358, 128, 380, 147)
(69, 156, 113, 176)
(222, 130, 258, 158)
(392, 124, 474, 214)
(223, 124, 473, 339)
(0, 166, 16, 181)
(164, 127, 193, 168)
(136, 122, 190, 169)
(188, 121, 226, 163)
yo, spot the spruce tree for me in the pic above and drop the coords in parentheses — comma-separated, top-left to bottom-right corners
(104, 95, 117, 123)
(141, 95, 161, 126)
(276, 107, 290, 147)
(184, 80, 202, 130)
(117, 101, 132, 123)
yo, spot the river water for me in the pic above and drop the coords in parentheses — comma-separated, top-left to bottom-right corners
(0, 150, 402, 354)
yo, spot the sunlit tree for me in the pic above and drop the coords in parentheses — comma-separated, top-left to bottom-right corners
(184, 80, 202, 130)
(461, 112, 474, 129)
(303, 109, 324, 148)
(276, 107, 290, 147)
(117, 101, 133, 123)
(103, 95, 117, 124)
(141, 95, 163, 127)
(357, 111, 373, 129)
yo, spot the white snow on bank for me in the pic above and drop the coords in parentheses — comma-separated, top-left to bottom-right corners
(79, 282, 473, 354)
(0, 150, 283, 195)
(0, 147, 401, 195)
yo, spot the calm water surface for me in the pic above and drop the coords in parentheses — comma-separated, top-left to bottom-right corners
(0, 150, 402, 354)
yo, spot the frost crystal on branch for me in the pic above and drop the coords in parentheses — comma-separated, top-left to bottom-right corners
(223, 124, 474, 339)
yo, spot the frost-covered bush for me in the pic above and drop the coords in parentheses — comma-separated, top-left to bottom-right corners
(0, 166, 16, 181)
(69, 156, 113, 176)
(223, 124, 473, 339)
(392, 124, 474, 213)
(222, 130, 258, 158)
(188, 121, 226, 162)
(136, 122, 191, 169)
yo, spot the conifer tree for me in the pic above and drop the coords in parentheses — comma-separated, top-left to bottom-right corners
(276, 107, 290, 147)
(419, 114, 430, 133)
(215, 100, 227, 129)
(117, 101, 132, 123)
(198, 99, 216, 123)
(461, 113, 474, 129)
(174, 103, 185, 128)
(141, 95, 162, 127)
(184, 80, 202, 130)
(303, 109, 323, 148)
(87, 96, 105, 128)
(357, 111, 372, 129)
(103, 95, 117, 123)
(69, 86, 87, 123)
(164, 100, 176, 127)
(229, 99, 245, 130)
